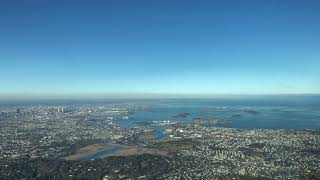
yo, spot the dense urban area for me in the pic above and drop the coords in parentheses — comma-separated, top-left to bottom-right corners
(0, 103, 319, 180)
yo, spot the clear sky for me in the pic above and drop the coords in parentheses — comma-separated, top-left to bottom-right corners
(0, 0, 319, 97)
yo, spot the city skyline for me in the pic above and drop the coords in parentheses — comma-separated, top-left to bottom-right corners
(1, 0, 320, 97)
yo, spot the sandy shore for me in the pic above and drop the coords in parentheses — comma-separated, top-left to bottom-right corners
(65, 144, 113, 160)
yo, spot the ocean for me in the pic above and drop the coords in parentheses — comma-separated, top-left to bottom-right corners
(111, 96, 320, 129)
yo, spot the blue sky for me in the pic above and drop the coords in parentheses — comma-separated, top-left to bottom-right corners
(0, 0, 319, 97)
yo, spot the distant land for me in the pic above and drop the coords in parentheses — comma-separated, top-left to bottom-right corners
(0, 93, 319, 100)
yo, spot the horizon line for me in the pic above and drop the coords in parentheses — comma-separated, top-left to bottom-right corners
(0, 92, 319, 101)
